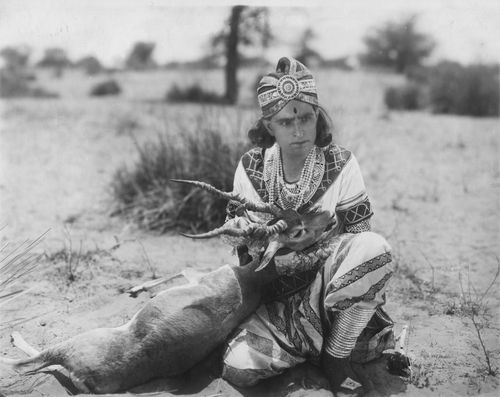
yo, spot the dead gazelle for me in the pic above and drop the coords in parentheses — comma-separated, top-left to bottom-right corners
(1, 180, 335, 394)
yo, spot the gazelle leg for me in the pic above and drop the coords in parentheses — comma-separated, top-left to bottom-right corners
(11, 331, 39, 357)
(11, 332, 83, 394)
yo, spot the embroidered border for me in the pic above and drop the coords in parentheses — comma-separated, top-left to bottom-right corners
(265, 289, 322, 358)
(266, 301, 286, 335)
(241, 143, 352, 211)
(345, 219, 372, 233)
(337, 197, 373, 226)
(262, 266, 320, 302)
(291, 288, 321, 358)
(289, 303, 304, 352)
(325, 234, 358, 280)
(330, 252, 392, 294)
(300, 144, 352, 212)
(332, 272, 393, 310)
(302, 284, 323, 337)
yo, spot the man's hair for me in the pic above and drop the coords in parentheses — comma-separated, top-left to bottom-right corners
(248, 106, 333, 149)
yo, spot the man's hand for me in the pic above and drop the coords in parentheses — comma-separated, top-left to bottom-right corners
(241, 221, 268, 239)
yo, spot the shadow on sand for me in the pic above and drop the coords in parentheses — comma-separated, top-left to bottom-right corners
(116, 348, 406, 396)
(4, 347, 408, 397)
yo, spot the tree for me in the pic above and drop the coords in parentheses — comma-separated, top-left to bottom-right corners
(211, 6, 271, 104)
(37, 47, 72, 77)
(75, 55, 103, 75)
(294, 28, 322, 66)
(0, 45, 59, 98)
(0, 46, 33, 97)
(37, 47, 72, 68)
(0, 45, 31, 70)
(361, 15, 435, 73)
(125, 42, 156, 70)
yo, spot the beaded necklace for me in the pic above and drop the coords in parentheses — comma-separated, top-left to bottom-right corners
(265, 144, 325, 210)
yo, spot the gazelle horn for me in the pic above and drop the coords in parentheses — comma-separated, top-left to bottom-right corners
(171, 179, 239, 201)
(170, 179, 283, 217)
(182, 219, 288, 240)
(180, 224, 250, 239)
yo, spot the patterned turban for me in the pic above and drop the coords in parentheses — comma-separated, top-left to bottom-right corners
(257, 56, 318, 118)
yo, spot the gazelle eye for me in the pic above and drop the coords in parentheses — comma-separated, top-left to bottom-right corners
(290, 229, 304, 239)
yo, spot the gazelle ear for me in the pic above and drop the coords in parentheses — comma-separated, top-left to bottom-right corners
(255, 238, 283, 272)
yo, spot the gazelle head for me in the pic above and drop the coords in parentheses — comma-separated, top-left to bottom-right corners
(172, 179, 336, 271)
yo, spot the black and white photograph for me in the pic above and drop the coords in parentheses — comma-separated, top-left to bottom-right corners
(0, 0, 499, 395)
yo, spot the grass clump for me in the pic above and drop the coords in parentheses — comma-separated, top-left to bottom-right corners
(456, 262, 499, 376)
(111, 128, 249, 233)
(90, 79, 121, 96)
(0, 230, 47, 308)
(384, 61, 499, 117)
(44, 227, 92, 283)
(429, 61, 499, 117)
(0, 69, 58, 98)
(166, 83, 225, 104)
(384, 82, 426, 111)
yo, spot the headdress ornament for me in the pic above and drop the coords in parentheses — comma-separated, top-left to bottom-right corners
(257, 57, 318, 117)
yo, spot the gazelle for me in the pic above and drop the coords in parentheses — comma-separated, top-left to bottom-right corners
(1, 180, 336, 394)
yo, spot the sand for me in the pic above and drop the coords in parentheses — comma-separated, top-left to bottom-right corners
(0, 68, 498, 396)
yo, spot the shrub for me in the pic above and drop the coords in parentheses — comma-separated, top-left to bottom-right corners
(75, 55, 103, 75)
(90, 79, 121, 96)
(111, 129, 250, 233)
(1, 46, 31, 69)
(429, 61, 499, 117)
(384, 82, 426, 110)
(166, 83, 225, 104)
(0, 69, 30, 97)
(405, 65, 430, 85)
(36, 47, 72, 69)
(361, 15, 435, 73)
(0, 69, 58, 98)
(125, 41, 157, 70)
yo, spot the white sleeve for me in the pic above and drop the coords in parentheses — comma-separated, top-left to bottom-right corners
(226, 160, 266, 219)
(335, 155, 373, 231)
(232, 160, 246, 196)
(337, 155, 368, 210)
(222, 160, 262, 250)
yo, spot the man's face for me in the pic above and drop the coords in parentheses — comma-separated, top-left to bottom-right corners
(265, 100, 317, 158)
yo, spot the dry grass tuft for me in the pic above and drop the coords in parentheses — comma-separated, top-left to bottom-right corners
(110, 127, 250, 233)
(457, 261, 499, 376)
(90, 79, 121, 96)
(0, 69, 58, 98)
(43, 227, 115, 285)
(0, 230, 48, 307)
(166, 83, 225, 104)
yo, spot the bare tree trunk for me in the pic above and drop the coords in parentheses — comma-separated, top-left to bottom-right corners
(225, 6, 245, 104)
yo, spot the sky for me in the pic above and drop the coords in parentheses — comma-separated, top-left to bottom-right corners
(1, 0, 499, 67)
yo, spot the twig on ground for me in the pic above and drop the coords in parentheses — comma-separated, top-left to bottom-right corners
(458, 260, 499, 376)
(127, 273, 184, 298)
(417, 248, 435, 291)
(137, 240, 157, 279)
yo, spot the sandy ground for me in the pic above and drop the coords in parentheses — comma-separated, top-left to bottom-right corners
(0, 69, 499, 396)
